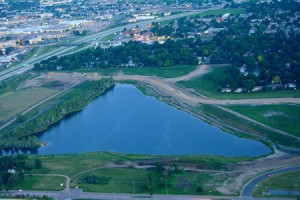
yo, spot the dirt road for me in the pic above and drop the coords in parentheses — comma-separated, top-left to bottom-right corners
(114, 65, 300, 106)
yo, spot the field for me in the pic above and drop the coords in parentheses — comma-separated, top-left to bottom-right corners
(101, 33, 115, 42)
(0, 87, 58, 123)
(198, 104, 300, 148)
(76, 65, 196, 78)
(70, 168, 226, 195)
(253, 171, 300, 197)
(122, 65, 196, 78)
(15, 175, 66, 191)
(178, 66, 300, 99)
(37, 45, 60, 57)
(27, 152, 249, 177)
(226, 105, 300, 137)
(0, 73, 59, 124)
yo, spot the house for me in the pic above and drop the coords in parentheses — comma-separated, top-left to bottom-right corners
(222, 88, 232, 93)
(252, 86, 263, 92)
(235, 88, 243, 93)
(8, 169, 16, 174)
(240, 64, 248, 76)
(286, 83, 296, 89)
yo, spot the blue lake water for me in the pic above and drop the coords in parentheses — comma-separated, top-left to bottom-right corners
(37, 84, 271, 156)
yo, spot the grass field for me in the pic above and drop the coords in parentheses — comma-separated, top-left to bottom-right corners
(37, 45, 60, 57)
(76, 65, 196, 78)
(27, 152, 250, 178)
(14, 175, 66, 191)
(226, 105, 300, 137)
(253, 171, 300, 197)
(0, 87, 58, 123)
(178, 66, 300, 99)
(101, 33, 115, 42)
(122, 65, 196, 78)
(198, 104, 300, 148)
(70, 168, 226, 195)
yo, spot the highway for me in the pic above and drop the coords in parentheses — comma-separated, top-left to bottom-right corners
(241, 165, 300, 197)
(0, 5, 223, 82)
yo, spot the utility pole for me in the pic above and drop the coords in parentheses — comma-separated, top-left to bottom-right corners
(132, 181, 135, 194)
(165, 183, 168, 195)
(0, 176, 3, 191)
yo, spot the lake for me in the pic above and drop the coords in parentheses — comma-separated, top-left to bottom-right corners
(37, 84, 270, 156)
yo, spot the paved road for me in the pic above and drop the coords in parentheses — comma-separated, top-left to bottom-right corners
(241, 165, 300, 197)
(0, 189, 295, 200)
(0, 5, 223, 82)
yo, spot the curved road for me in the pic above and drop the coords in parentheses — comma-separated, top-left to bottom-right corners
(241, 165, 300, 197)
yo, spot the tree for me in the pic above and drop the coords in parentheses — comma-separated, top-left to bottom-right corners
(242, 79, 256, 92)
(273, 75, 281, 84)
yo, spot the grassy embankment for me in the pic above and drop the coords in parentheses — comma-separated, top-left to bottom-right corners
(226, 105, 300, 138)
(253, 171, 300, 198)
(101, 33, 115, 42)
(37, 45, 60, 57)
(20, 152, 252, 195)
(0, 73, 58, 126)
(177, 66, 300, 99)
(198, 104, 300, 149)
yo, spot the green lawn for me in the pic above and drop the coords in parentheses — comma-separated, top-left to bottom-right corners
(226, 105, 300, 137)
(14, 175, 66, 191)
(76, 65, 196, 78)
(122, 65, 196, 78)
(253, 171, 300, 197)
(199, 104, 300, 148)
(0, 87, 58, 123)
(178, 66, 300, 99)
(29, 152, 157, 177)
(101, 33, 115, 42)
(37, 45, 60, 57)
(27, 152, 250, 178)
(70, 168, 225, 195)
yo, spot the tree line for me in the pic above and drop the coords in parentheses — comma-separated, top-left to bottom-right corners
(34, 39, 213, 70)
(0, 78, 114, 153)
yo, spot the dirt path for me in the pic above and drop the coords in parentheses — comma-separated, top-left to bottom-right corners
(112, 65, 300, 142)
(113, 65, 300, 106)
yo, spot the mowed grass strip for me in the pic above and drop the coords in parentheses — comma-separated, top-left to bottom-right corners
(122, 65, 196, 78)
(14, 175, 66, 191)
(253, 171, 300, 197)
(0, 87, 58, 122)
(178, 66, 300, 99)
(226, 105, 300, 137)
